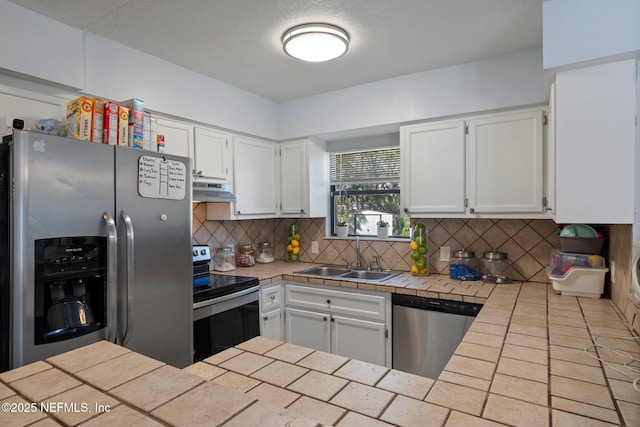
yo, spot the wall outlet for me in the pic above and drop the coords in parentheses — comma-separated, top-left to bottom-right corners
(610, 260, 615, 283)
(311, 241, 319, 254)
(440, 246, 451, 262)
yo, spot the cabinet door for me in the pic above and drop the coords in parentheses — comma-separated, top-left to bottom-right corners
(400, 121, 466, 214)
(331, 315, 387, 366)
(467, 110, 544, 213)
(156, 118, 193, 161)
(285, 307, 330, 353)
(546, 83, 556, 215)
(260, 284, 282, 313)
(233, 136, 278, 216)
(193, 127, 231, 183)
(280, 141, 307, 215)
(260, 309, 283, 341)
(554, 60, 636, 223)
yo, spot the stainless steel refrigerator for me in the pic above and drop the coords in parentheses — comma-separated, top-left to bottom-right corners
(0, 130, 193, 371)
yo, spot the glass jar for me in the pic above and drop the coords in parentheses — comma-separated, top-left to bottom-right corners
(213, 247, 236, 272)
(409, 225, 428, 275)
(450, 250, 480, 281)
(236, 244, 255, 267)
(286, 224, 301, 262)
(481, 251, 511, 283)
(256, 242, 275, 264)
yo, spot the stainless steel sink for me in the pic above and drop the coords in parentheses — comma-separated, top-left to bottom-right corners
(294, 266, 402, 282)
(294, 266, 349, 277)
(340, 270, 398, 281)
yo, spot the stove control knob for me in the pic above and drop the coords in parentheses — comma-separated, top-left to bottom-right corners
(193, 250, 198, 257)
(200, 249, 207, 255)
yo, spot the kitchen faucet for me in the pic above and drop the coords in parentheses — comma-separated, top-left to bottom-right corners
(343, 236, 364, 269)
(355, 236, 363, 269)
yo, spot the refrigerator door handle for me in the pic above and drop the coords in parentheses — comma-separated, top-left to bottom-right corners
(120, 210, 135, 346)
(102, 212, 118, 343)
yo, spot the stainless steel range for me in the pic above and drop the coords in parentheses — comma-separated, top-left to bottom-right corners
(191, 245, 260, 361)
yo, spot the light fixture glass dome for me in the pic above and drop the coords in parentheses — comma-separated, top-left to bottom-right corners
(282, 23, 349, 62)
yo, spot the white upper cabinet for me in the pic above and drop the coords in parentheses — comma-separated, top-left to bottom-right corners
(193, 127, 232, 184)
(400, 108, 545, 217)
(467, 110, 544, 213)
(400, 120, 466, 214)
(232, 135, 278, 216)
(553, 59, 636, 224)
(279, 139, 328, 217)
(156, 118, 193, 160)
(156, 119, 233, 186)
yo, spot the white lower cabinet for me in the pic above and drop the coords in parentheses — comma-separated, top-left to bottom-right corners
(330, 314, 387, 367)
(259, 283, 284, 341)
(284, 283, 391, 367)
(260, 308, 283, 341)
(285, 307, 331, 352)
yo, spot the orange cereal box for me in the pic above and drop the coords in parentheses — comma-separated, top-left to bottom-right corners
(65, 96, 93, 141)
(118, 105, 129, 147)
(91, 98, 104, 144)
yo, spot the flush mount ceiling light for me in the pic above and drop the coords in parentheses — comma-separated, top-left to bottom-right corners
(282, 23, 349, 62)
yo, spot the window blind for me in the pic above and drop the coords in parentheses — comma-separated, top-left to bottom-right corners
(330, 147, 400, 184)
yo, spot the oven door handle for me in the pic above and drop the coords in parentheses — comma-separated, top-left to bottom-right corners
(103, 212, 118, 342)
(193, 284, 261, 310)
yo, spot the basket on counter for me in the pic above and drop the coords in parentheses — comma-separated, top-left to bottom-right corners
(547, 250, 608, 298)
(558, 224, 604, 255)
(559, 237, 605, 254)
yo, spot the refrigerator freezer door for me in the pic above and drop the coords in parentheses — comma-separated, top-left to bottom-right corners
(11, 131, 114, 368)
(114, 147, 193, 368)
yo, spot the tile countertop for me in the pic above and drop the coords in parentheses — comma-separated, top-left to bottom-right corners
(1, 263, 639, 426)
(227, 261, 495, 304)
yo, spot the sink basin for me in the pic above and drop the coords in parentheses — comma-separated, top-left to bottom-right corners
(340, 270, 400, 281)
(294, 266, 402, 282)
(294, 266, 349, 277)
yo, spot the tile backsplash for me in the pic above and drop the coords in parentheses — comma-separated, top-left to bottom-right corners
(193, 204, 561, 282)
(193, 203, 639, 334)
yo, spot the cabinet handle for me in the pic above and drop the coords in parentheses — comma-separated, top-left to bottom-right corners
(469, 208, 475, 213)
(300, 208, 304, 213)
(404, 207, 409, 213)
(330, 317, 335, 323)
(270, 295, 275, 301)
(323, 316, 328, 321)
(326, 299, 331, 304)
(263, 316, 268, 321)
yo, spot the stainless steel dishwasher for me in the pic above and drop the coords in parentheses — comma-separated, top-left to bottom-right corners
(392, 294, 482, 379)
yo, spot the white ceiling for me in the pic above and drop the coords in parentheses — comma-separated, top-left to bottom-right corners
(10, 0, 542, 102)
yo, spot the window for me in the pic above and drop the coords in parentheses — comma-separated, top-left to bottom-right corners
(330, 148, 410, 237)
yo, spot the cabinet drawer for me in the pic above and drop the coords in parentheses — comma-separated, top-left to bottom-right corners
(260, 284, 282, 312)
(285, 284, 386, 321)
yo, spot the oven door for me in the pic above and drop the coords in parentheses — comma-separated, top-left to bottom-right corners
(193, 285, 260, 361)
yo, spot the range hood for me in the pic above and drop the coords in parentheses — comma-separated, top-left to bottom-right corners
(192, 182, 236, 203)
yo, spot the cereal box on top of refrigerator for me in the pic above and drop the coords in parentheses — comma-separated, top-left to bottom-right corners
(103, 101, 119, 145)
(65, 96, 93, 141)
(118, 105, 129, 147)
(121, 98, 144, 149)
(91, 98, 104, 144)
